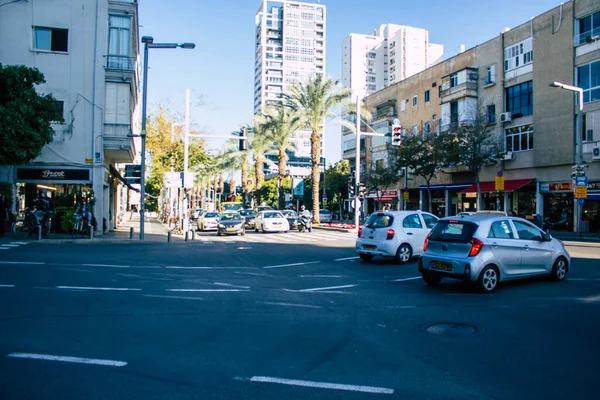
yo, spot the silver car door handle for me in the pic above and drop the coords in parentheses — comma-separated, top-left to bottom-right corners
(491, 242, 499, 248)
(407, 232, 413, 235)
(524, 245, 530, 251)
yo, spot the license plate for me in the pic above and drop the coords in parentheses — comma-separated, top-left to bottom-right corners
(432, 262, 452, 271)
(363, 245, 377, 250)
(227, 228, 236, 232)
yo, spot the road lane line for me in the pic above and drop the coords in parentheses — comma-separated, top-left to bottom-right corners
(299, 275, 345, 278)
(0, 284, 15, 288)
(393, 276, 422, 282)
(143, 294, 204, 301)
(56, 286, 141, 291)
(214, 282, 251, 289)
(0, 261, 45, 265)
(261, 301, 322, 309)
(300, 284, 357, 292)
(54, 267, 93, 273)
(166, 289, 249, 292)
(11, 242, 28, 245)
(242, 376, 394, 395)
(263, 261, 321, 269)
(6, 353, 127, 367)
(234, 272, 269, 277)
(0, 244, 20, 247)
(568, 278, 600, 281)
(335, 256, 360, 261)
(165, 266, 257, 270)
(81, 263, 130, 268)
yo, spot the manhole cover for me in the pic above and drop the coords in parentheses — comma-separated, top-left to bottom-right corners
(426, 323, 478, 336)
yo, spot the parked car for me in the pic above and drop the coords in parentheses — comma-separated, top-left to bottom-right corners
(319, 209, 333, 223)
(217, 212, 245, 236)
(257, 205, 274, 212)
(356, 211, 439, 264)
(255, 210, 290, 233)
(192, 208, 205, 220)
(240, 209, 257, 229)
(419, 215, 570, 293)
(281, 210, 299, 230)
(197, 212, 220, 231)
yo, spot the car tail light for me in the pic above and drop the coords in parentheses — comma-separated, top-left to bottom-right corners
(386, 229, 395, 240)
(423, 236, 429, 252)
(358, 226, 363, 237)
(468, 238, 484, 257)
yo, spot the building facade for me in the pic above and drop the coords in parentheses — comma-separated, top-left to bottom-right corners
(254, 0, 326, 176)
(0, 0, 141, 234)
(346, 0, 600, 233)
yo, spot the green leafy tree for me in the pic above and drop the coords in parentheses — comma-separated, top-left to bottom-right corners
(248, 118, 275, 205)
(256, 177, 292, 208)
(284, 74, 352, 223)
(0, 64, 64, 165)
(324, 160, 351, 220)
(362, 153, 399, 209)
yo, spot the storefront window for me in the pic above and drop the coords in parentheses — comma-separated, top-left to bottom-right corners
(516, 191, 536, 217)
(543, 192, 573, 231)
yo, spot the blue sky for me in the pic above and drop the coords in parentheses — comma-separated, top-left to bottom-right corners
(139, 0, 562, 164)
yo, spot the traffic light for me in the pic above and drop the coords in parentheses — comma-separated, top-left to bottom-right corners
(348, 182, 355, 197)
(239, 127, 248, 151)
(358, 183, 366, 198)
(391, 121, 402, 146)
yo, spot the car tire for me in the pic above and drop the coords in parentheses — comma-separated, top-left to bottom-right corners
(422, 272, 442, 286)
(359, 254, 374, 262)
(395, 244, 412, 264)
(550, 257, 568, 281)
(477, 265, 500, 293)
(262, 226, 266, 233)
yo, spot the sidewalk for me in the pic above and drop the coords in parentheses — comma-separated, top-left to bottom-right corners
(549, 230, 600, 244)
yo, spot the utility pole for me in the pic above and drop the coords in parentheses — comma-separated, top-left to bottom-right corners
(183, 89, 191, 234)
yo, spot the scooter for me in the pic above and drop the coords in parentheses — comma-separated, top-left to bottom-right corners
(298, 215, 312, 233)
(543, 213, 569, 230)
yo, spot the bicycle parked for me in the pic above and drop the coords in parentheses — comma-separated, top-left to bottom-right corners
(12, 211, 55, 239)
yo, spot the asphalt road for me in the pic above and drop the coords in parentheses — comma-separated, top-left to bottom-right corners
(1, 233, 599, 399)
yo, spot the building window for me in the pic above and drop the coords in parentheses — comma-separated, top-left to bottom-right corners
(504, 37, 532, 72)
(367, 76, 376, 83)
(51, 101, 64, 122)
(33, 27, 68, 52)
(505, 124, 533, 152)
(576, 11, 600, 45)
(367, 84, 377, 91)
(108, 16, 131, 69)
(505, 81, 533, 117)
(450, 73, 458, 88)
(400, 99, 406, 112)
(576, 59, 600, 103)
(485, 65, 496, 85)
(412, 95, 418, 107)
(487, 104, 496, 124)
(368, 52, 376, 59)
(583, 112, 595, 142)
(424, 90, 430, 103)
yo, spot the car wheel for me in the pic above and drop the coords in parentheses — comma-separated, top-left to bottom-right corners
(477, 265, 499, 293)
(359, 254, 374, 262)
(551, 257, 568, 281)
(262, 226, 266, 233)
(422, 272, 442, 286)
(395, 244, 412, 265)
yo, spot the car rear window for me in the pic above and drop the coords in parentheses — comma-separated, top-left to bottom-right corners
(428, 221, 478, 243)
(365, 213, 394, 228)
(205, 213, 219, 218)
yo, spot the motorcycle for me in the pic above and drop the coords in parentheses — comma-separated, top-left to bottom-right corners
(298, 214, 312, 233)
(543, 212, 569, 230)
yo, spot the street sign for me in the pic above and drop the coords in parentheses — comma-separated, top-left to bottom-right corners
(183, 172, 194, 189)
(403, 191, 409, 200)
(164, 172, 182, 188)
(124, 164, 141, 178)
(495, 176, 505, 191)
(574, 186, 587, 199)
(578, 198, 585, 206)
(575, 176, 588, 186)
(293, 178, 304, 196)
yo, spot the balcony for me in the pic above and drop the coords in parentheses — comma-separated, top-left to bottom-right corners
(103, 123, 135, 163)
(440, 81, 478, 102)
(574, 27, 600, 46)
(106, 55, 136, 71)
(371, 108, 397, 122)
(440, 119, 476, 132)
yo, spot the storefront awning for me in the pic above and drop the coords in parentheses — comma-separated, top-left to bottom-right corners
(460, 178, 535, 193)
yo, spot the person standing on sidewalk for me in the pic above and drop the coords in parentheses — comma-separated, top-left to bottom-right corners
(0, 190, 7, 238)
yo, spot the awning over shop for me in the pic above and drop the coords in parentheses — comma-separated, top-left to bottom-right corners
(460, 178, 535, 193)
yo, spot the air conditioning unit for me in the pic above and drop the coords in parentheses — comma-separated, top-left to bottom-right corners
(593, 146, 600, 160)
(500, 112, 512, 123)
(503, 151, 515, 160)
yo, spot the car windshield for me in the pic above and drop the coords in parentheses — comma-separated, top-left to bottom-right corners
(429, 220, 479, 243)
(222, 203, 243, 212)
(264, 212, 283, 219)
(220, 213, 241, 221)
(364, 213, 393, 228)
(240, 210, 256, 217)
(283, 211, 297, 217)
(205, 212, 220, 218)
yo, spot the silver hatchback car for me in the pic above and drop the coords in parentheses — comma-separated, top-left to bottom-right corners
(419, 215, 570, 293)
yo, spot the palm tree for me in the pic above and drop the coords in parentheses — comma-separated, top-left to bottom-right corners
(262, 104, 302, 209)
(284, 74, 352, 223)
(249, 117, 274, 205)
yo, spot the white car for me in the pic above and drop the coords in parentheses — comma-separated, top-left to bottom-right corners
(197, 212, 220, 231)
(255, 211, 290, 233)
(319, 209, 333, 223)
(356, 210, 439, 264)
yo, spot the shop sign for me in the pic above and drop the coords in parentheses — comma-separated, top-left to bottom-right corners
(586, 181, 600, 190)
(541, 182, 572, 192)
(16, 168, 90, 182)
(367, 190, 398, 199)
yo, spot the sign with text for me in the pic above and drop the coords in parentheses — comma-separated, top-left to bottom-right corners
(293, 178, 304, 196)
(164, 172, 182, 188)
(495, 176, 505, 191)
(16, 168, 91, 182)
(575, 186, 588, 199)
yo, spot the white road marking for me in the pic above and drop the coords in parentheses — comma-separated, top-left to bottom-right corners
(335, 256, 360, 261)
(166, 289, 249, 292)
(0, 284, 15, 288)
(299, 275, 345, 278)
(237, 247, 252, 250)
(261, 301, 322, 309)
(6, 353, 127, 367)
(263, 261, 321, 269)
(386, 305, 417, 309)
(242, 376, 394, 395)
(165, 266, 256, 270)
(81, 263, 130, 268)
(0, 261, 45, 265)
(143, 294, 204, 301)
(56, 286, 141, 291)
(234, 272, 269, 277)
(299, 284, 357, 292)
(393, 276, 422, 282)
(11, 242, 28, 245)
(213, 282, 251, 289)
(0, 247, 9, 250)
(54, 267, 92, 273)
(0, 244, 20, 247)
(568, 278, 600, 281)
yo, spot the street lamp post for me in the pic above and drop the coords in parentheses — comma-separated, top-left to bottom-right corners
(549, 81, 584, 236)
(139, 36, 195, 240)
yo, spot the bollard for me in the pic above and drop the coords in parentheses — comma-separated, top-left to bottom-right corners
(185, 231, 189, 242)
(89, 226, 94, 240)
(191, 230, 195, 241)
(129, 227, 134, 239)
(167, 231, 172, 243)
(37, 225, 42, 241)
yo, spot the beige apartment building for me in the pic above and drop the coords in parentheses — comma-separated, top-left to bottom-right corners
(343, 0, 600, 232)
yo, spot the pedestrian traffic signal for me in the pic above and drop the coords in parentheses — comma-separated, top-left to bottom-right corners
(358, 183, 366, 198)
(239, 127, 247, 151)
(348, 182, 355, 197)
(392, 122, 402, 146)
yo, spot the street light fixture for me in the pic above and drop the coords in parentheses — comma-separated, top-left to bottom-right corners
(549, 81, 584, 236)
(139, 36, 195, 240)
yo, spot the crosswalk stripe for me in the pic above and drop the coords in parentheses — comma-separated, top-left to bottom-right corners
(193, 231, 355, 244)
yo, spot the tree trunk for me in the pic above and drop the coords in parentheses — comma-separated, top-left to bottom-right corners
(278, 147, 287, 210)
(255, 155, 263, 205)
(213, 175, 218, 210)
(310, 129, 321, 224)
(426, 183, 432, 213)
(219, 174, 225, 202)
(241, 158, 248, 204)
(476, 175, 482, 211)
(229, 175, 235, 200)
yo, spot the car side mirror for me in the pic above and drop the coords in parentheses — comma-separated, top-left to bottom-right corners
(541, 232, 551, 242)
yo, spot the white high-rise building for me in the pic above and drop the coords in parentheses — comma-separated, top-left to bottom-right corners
(342, 24, 443, 101)
(254, 0, 326, 174)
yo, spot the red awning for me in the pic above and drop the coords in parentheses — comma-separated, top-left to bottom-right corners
(460, 178, 534, 193)
(375, 197, 396, 202)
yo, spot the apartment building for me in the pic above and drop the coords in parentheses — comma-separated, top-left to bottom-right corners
(254, 0, 326, 176)
(0, 0, 141, 234)
(341, 24, 444, 102)
(345, 0, 600, 233)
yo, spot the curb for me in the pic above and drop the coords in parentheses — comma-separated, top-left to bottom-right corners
(313, 225, 355, 233)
